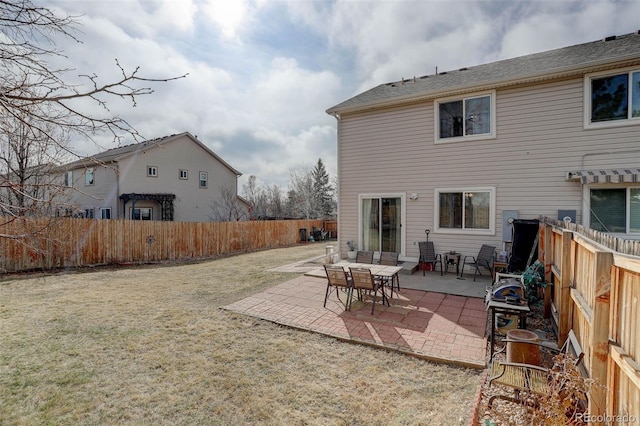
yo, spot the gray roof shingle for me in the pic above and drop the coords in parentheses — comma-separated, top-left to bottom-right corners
(61, 132, 241, 176)
(327, 31, 640, 114)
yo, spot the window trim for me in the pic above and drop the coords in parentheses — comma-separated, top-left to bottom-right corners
(584, 184, 640, 235)
(85, 167, 94, 186)
(583, 66, 640, 130)
(64, 171, 73, 187)
(179, 169, 188, 180)
(433, 187, 496, 235)
(434, 90, 496, 143)
(130, 207, 152, 221)
(199, 171, 208, 188)
(147, 166, 158, 177)
(357, 192, 407, 258)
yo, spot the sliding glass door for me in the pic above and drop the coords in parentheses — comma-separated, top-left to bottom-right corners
(360, 195, 403, 254)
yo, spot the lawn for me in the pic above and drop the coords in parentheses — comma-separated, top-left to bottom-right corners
(1, 244, 482, 425)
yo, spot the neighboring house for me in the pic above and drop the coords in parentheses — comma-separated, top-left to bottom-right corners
(326, 32, 640, 262)
(58, 132, 244, 222)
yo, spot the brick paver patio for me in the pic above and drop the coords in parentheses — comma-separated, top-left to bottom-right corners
(224, 274, 488, 368)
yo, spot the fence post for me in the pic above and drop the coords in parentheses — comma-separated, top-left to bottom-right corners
(558, 229, 573, 346)
(540, 222, 553, 318)
(590, 249, 613, 419)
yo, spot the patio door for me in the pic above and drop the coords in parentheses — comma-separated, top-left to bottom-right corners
(360, 195, 403, 254)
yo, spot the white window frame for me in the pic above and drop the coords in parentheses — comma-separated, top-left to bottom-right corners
(583, 185, 640, 236)
(131, 207, 152, 221)
(64, 171, 73, 187)
(434, 187, 496, 235)
(147, 166, 158, 177)
(179, 169, 188, 180)
(85, 167, 95, 186)
(100, 208, 111, 219)
(199, 171, 208, 188)
(583, 66, 640, 129)
(434, 90, 496, 143)
(357, 193, 406, 258)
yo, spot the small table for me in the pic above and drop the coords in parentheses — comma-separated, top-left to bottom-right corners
(444, 252, 461, 275)
(493, 260, 508, 279)
(486, 299, 531, 360)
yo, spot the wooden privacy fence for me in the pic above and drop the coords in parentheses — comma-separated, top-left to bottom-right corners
(0, 217, 325, 272)
(540, 217, 640, 422)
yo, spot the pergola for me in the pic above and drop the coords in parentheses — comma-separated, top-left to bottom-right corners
(119, 193, 176, 221)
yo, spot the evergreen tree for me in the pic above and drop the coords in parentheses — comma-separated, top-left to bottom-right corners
(311, 159, 334, 218)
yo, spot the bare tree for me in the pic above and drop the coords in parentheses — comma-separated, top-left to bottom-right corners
(209, 187, 249, 222)
(266, 184, 284, 218)
(1, 1, 186, 146)
(242, 175, 268, 219)
(287, 167, 314, 219)
(0, 1, 186, 238)
(0, 104, 75, 217)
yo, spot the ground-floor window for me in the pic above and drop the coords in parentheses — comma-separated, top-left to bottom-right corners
(359, 195, 403, 254)
(101, 208, 111, 219)
(590, 187, 640, 234)
(84, 208, 95, 219)
(435, 187, 495, 234)
(131, 207, 152, 221)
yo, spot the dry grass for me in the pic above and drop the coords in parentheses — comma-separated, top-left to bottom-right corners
(1, 244, 482, 425)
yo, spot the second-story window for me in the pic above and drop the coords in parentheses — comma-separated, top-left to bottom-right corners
(64, 171, 73, 187)
(147, 166, 158, 177)
(586, 68, 640, 127)
(179, 169, 188, 180)
(199, 171, 208, 188)
(435, 91, 495, 142)
(85, 168, 94, 186)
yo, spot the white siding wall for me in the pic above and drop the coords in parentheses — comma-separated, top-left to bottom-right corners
(118, 135, 238, 222)
(65, 164, 119, 217)
(338, 76, 640, 261)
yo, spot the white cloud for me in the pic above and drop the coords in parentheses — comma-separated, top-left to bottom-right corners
(32, 0, 640, 189)
(202, 0, 251, 40)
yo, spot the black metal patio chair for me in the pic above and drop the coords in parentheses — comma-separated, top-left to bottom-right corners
(418, 241, 443, 276)
(460, 244, 496, 281)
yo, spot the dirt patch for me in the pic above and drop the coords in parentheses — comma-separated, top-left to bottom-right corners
(1, 244, 482, 425)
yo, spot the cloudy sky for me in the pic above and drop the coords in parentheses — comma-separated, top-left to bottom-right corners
(44, 0, 640, 191)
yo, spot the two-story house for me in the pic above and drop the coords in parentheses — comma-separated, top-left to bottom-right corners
(59, 132, 244, 222)
(326, 32, 640, 262)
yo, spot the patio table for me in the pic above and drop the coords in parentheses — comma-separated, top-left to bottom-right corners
(334, 262, 402, 278)
(333, 261, 403, 297)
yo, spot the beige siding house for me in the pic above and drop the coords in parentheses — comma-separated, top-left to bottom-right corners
(326, 32, 640, 263)
(60, 132, 243, 222)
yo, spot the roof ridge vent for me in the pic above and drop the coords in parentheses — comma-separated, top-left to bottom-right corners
(604, 35, 617, 42)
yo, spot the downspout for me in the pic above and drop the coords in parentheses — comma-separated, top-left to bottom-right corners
(578, 148, 640, 228)
(330, 112, 341, 257)
(114, 159, 121, 219)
